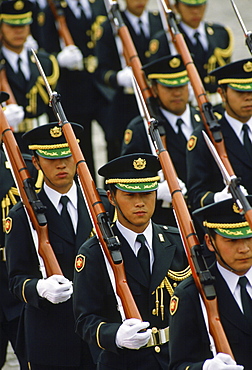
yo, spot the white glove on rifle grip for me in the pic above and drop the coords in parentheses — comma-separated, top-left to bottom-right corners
(117, 66, 133, 88)
(36, 274, 73, 304)
(157, 179, 187, 203)
(115, 318, 151, 349)
(4, 104, 24, 132)
(214, 185, 248, 203)
(57, 45, 84, 71)
(203, 353, 244, 370)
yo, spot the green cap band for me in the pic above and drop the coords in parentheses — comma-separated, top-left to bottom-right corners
(115, 181, 159, 193)
(178, 0, 207, 5)
(215, 225, 252, 239)
(35, 147, 72, 159)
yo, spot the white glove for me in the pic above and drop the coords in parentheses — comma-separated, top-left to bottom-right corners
(57, 45, 84, 71)
(157, 179, 187, 203)
(203, 353, 244, 370)
(117, 66, 133, 88)
(4, 104, 24, 132)
(115, 318, 151, 349)
(214, 185, 248, 203)
(24, 34, 39, 50)
(36, 274, 73, 304)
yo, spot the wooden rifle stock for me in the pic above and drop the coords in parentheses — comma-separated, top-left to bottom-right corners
(0, 97, 62, 277)
(47, 0, 74, 46)
(164, 5, 252, 229)
(0, 67, 17, 105)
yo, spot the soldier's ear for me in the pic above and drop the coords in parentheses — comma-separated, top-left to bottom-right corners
(107, 190, 115, 206)
(32, 156, 40, 171)
(205, 233, 215, 252)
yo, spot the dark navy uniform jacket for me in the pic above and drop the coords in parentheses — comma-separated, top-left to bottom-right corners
(169, 264, 252, 370)
(74, 223, 190, 370)
(5, 184, 109, 366)
(0, 49, 59, 121)
(121, 107, 202, 185)
(186, 117, 252, 211)
(148, 22, 233, 93)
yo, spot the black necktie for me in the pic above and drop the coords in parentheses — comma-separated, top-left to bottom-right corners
(194, 31, 205, 62)
(138, 19, 148, 51)
(77, 1, 87, 21)
(136, 234, 150, 282)
(242, 124, 252, 160)
(17, 57, 27, 86)
(176, 118, 187, 147)
(60, 196, 75, 239)
(238, 276, 252, 325)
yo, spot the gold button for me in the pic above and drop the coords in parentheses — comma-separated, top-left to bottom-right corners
(87, 41, 94, 49)
(152, 327, 158, 334)
(26, 106, 32, 112)
(86, 30, 91, 36)
(155, 346, 160, 353)
(152, 308, 156, 315)
(173, 282, 177, 288)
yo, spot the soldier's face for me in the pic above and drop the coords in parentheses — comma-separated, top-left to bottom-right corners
(0, 23, 30, 52)
(218, 86, 252, 123)
(175, 3, 206, 29)
(206, 233, 252, 275)
(107, 189, 156, 233)
(32, 155, 77, 194)
(152, 83, 189, 116)
(126, 0, 149, 17)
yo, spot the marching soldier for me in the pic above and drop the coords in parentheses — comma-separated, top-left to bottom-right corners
(73, 153, 191, 369)
(5, 123, 111, 369)
(42, 0, 108, 181)
(148, 0, 233, 109)
(0, 146, 38, 370)
(95, 0, 163, 160)
(0, 0, 59, 153)
(187, 59, 252, 212)
(121, 55, 202, 226)
(169, 197, 252, 369)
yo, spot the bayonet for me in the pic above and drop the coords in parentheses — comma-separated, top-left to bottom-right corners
(230, 0, 252, 54)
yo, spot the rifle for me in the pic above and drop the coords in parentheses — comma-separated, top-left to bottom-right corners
(160, 0, 252, 229)
(230, 0, 252, 55)
(31, 49, 142, 321)
(47, 0, 75, 46)
(132, 74, 234, 357)
(0, 92, 62, 277)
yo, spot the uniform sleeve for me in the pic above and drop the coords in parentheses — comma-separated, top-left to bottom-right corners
(169, 280, 211, 369)
(73, 239, 122, 354)
(5, 204, 47, 309)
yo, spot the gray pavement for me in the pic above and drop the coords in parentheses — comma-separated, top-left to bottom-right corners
(2, 0, 252, 368)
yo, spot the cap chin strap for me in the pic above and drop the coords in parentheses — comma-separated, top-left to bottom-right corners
(110, 191, 137, 227)
(209, 235, 239, 273)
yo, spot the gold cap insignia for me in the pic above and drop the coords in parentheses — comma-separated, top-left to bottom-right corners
(233, 202, 241, 214)
(243, 61, 252, 73)
(133, 158, 146, 170)
(50, 126, 62, 138)
(170, 295, 179, 315)
(75, 254, 86, 272)
(14, 1, 24, 10)
(169, 57, 180, 69)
